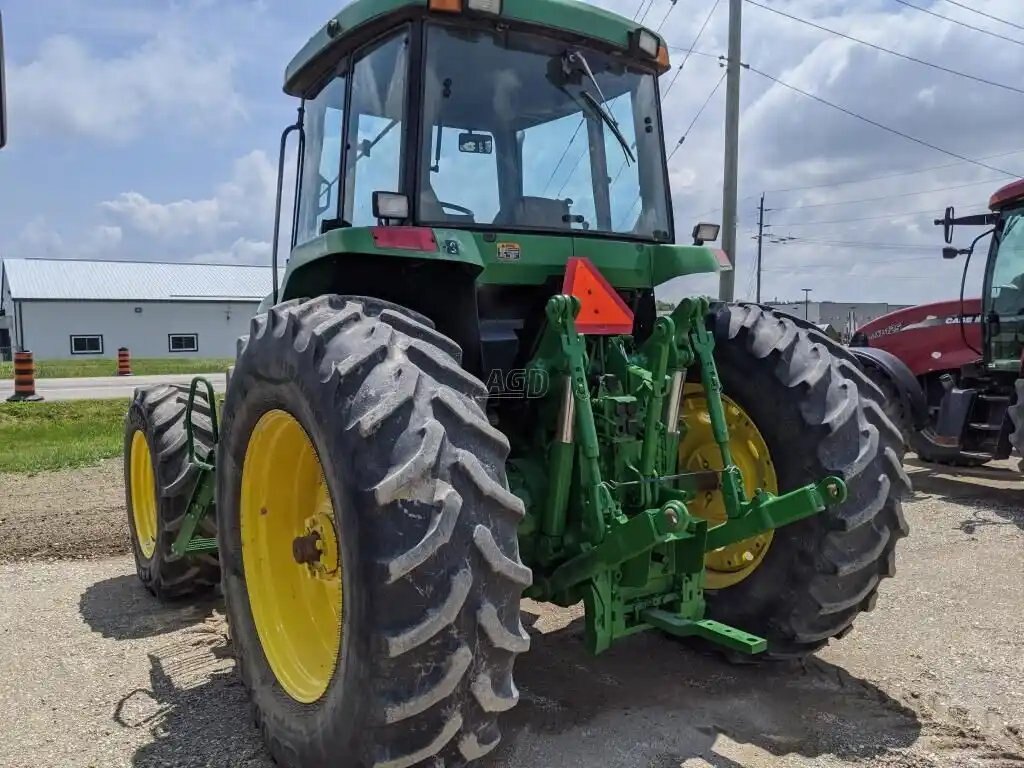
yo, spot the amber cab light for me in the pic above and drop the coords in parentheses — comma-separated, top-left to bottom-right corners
(429, 0, 462, 12)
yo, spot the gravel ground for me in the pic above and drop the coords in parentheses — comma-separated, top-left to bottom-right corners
(0, 458, 127, 561)
(0, 457, 1021, 767)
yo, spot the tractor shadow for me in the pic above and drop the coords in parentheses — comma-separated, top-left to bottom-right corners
(490, 605, 923, 767)
(906, 458, 1024, 534)
(79, 574, 220, 640)
(117, 622, 272, 768)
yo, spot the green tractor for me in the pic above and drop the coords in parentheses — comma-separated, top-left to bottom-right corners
(121, 1, 910, 765)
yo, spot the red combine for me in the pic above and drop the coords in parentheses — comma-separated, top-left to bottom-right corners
(849, 179, 1024, 466)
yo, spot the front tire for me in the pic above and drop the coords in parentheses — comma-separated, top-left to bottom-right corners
(702, 304, 912, 659)
(123, 384, 219, 599)
(217, 296, 530, 768)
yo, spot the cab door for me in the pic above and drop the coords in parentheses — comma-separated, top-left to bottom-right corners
(982, 207, 1024, 369)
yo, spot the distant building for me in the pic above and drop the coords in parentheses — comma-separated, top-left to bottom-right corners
(0, 258, 280, 361)
(767, 301, 910, 342)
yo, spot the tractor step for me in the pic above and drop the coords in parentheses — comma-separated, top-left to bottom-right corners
(977, 394, 1011, 404)
(184, 537, 218, 553)
(642, 609, 767, 654)
(968, 422, 1002, 432)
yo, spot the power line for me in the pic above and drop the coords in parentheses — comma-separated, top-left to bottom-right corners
(655, 0, 680, 32)
(768, 176, 1007, 211)
(634, 0, 654, 20)
(662, 0, 722, 100)
(770, 206, 986, 227)
(891, 0, 1024, 47)
(763, 148, 1024, 194)
(745, 63, 1023, 176)
(937, 0, 1024, 32)
(770, 236, 936, 250)
(639, 0, 657, 25)
(668, 69, 728, 161)
(541, 119, 585, 196)
(746, 0, 1024, 96)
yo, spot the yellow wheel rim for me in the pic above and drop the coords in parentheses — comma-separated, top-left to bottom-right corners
(129, 430, 158, 560)
(240, 410, 342, 704)
(678, 388, 778, 589)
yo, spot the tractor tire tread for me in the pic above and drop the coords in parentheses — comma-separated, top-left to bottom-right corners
(218, 295, 528, 768)
(124, 384, 219, 600)
(705, 303, 910, 660)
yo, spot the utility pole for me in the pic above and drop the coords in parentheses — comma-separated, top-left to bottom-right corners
(755, 192, 765, 303)
(802, 288, 812, 320)
(718, 0, 743, 301)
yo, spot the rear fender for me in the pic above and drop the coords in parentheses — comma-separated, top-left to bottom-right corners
(849, 347, 929, 430)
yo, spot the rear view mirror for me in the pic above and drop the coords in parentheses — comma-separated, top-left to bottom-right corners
(458, 132, 493, 155)
(939, 206, 955, 244)
(942, 246, 959, 260)
(0, 12, 7, 149)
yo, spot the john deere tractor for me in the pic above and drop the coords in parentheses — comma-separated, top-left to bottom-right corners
(121, 1, 910, 765)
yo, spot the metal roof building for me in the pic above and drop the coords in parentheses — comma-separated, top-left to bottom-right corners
(0, 258, 281, 361)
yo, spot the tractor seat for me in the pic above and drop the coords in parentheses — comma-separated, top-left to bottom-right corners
(419, 183, 475, 224)
(493, 197, 571, 230)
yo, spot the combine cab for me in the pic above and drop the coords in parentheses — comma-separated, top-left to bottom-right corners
(119, 1, 910, 765)
(852, 179, 1024, 467)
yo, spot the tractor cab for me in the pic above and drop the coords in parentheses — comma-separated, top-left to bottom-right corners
(271, 0, 698, 377)
(288, 0, 672, 244)
(295, 15, 672, 243)
(981, 181, 1024, 370)
(938, 179, 1024, 372)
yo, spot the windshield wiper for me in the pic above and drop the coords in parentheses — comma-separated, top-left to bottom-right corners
(563, 50, 635, 165)
(579, 91, 635, 165)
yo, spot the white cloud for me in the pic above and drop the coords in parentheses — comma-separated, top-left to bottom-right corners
(102, 150, 278, 239)
(7, 219, 122, 259)
(9, 32, 244, 141)
(192, 237, 272, 265)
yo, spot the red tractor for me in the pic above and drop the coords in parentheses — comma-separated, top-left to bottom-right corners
(850, 179, 1024, 467)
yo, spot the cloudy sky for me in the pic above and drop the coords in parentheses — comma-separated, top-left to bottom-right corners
(1, 0, 1022, 306)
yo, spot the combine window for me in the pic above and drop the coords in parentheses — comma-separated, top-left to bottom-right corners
(70, 335, 103, 355)
(168, 334, 199, 353)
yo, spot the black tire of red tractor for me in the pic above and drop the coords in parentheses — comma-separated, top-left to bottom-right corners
(703, 303, 912, 660)
(911, 436, 990, 468)
(123, 384, 219, 599)
(1008, 379, 1024, 462)
(857, 362, 913, 451)
(217, 296, 530, 768)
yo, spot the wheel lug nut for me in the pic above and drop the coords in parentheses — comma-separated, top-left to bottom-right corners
(292, 532, 322, 565)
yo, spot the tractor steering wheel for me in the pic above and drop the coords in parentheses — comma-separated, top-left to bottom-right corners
(439, 201, 475, 218)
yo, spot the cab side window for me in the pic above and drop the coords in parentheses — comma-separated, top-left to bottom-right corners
(296, 74, 346, 244)
(344, 31, 409, 227)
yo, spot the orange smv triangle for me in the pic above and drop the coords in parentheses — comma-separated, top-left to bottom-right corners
(562, 257, 634, 335)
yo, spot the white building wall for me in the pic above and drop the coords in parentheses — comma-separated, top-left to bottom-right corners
(19, 300, 259, 360)
(0, 271, 13, 359)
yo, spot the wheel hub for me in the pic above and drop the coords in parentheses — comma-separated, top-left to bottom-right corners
(129, 430, 158, 560)
(239, 410, 343, 704)
(677, 390, 778, 589)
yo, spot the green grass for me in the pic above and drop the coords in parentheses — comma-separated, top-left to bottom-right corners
(0, 399, 129, 473)
(0, 357, 233, 379)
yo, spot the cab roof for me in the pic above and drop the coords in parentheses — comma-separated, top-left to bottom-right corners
(285, 0, 666, 96)
(990, 178, 1024, 210)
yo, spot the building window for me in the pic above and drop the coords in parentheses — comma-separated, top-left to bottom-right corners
(168, 334, 199, 353)
(70, 335, 103, 355)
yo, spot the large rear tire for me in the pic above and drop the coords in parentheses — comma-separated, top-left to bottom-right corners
(123, 384, 219, 599)
(701, 303, 911, 659)
(217, 296, 529, 768)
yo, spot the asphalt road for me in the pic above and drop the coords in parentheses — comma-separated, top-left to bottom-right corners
(0, 458, 1022, 767)
(0, 373, 226, 401)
